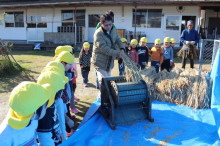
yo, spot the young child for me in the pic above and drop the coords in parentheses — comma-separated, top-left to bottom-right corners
(37, 71, 67, 145)
(118, 38, 127, 75)
(55, 51, 75, 138)
(170, 38, 176, 69)
(0, 81, 51, 145)
(128, 39, 139, 65)
(161, 37, 173, 72)
(138, 37, 149, 70)
(69, 48, 79, 114)
(148, 38, 164, 73)
(79, 42, 92, 87)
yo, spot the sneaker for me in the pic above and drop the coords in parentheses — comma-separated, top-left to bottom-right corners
(70, 107, 79, 114)
(74, 96, 79, 101)
(84, 84, 88, 87)
(66, 129, 75, 137)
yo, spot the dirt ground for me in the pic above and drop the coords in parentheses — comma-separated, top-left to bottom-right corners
(0, 55, 211, 129)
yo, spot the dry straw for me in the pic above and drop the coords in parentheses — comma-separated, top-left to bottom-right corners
(121, 53, 143, 82)
(140, 67, 212, 109)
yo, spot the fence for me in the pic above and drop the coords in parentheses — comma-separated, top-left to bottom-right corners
(199, 39, 220, 73)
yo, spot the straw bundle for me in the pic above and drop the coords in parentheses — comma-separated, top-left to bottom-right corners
(140, 67, 212, 109)
(121, 53, 143, 82)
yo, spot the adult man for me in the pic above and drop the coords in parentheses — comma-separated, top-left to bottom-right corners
(180, 20, 200, 69)
(92, 14, 124, 91)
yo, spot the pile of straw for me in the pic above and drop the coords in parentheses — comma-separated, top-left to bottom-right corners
(121, 53, 143, 82)
(140, 67, 212, 109)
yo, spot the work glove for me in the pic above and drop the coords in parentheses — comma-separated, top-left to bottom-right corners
(191, 41, 195, 45)
(186, 41, 190, 45)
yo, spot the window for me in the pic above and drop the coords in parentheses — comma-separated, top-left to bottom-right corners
(61, 10, 73, 27)
(76, 10, 85, 26)
(147, 9, 162, 28)
(132, 9, 147, 27)
(5, 12, 24, 27)
(133, 9, 162, 28)
(166, 16, 180, 30)
(27, 16, 47, 28)
(89, 14, 101, 27)
(61, 10, 85, 27)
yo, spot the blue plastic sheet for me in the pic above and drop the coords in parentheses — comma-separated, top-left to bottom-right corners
(62, 50, 220, 146)
(62, 100, 219, 146)
(210, 49, 220, 139)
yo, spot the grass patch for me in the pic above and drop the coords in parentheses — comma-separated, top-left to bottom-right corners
(0, 58, 24, 78)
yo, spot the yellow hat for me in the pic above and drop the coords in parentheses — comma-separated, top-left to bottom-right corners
(83, 42, 90, 48)
(154, 39, 161, 45)
(55, 51, 74, 64)
(121, 38, 127, 43)
(140, 37, 147, 43)
(42, 66, 69, 84)
(164, 37, 171, 43)
(131, 39, 138, 45)
(45, 61, 65, 72)
(54, 46, 73, 60)
(171, 38, 176, 43)
(37, 71, 66, 107)
(8, 81, 52, 129)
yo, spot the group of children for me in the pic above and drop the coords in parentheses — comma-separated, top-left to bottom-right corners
(119, 37, 176, 74)
(0, 42, 92, 145)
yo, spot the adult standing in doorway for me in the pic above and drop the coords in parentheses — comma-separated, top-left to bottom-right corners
(180, 20, 200, 69)
(92, 14, 124, 93)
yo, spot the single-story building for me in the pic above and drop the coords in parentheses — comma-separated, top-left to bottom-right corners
(0, 0, 219, 47)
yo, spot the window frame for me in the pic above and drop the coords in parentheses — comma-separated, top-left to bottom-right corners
(27, 15, 47, 28)
(5, 12, 24, 28)
(132, 8, 162, 28)
(88, 14, 101, 27)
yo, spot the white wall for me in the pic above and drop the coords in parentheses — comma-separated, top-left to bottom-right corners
(0, 5, 200, 44)
(0, 10, 27, 40)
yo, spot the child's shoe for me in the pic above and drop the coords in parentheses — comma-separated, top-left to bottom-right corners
(70, 107, 79, 114)
(74, 96, 79, 101)
(66, 129, 75, 137)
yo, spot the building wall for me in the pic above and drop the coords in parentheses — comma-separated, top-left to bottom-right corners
(0, 5, 200, 44)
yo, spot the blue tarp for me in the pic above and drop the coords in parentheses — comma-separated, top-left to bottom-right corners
(62, 50, 220, 146)
(210, 49, 220, 139)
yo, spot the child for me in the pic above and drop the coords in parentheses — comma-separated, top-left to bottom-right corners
(128, 39, 139, 65)
(118, 38, 127, 75)
(0, 81, 51, 145)
(170, 38, 176, 69)
(79, 42, 92, 87)
(148, 39, 164, 73)
(37, 71, 67, 145)
(138, 37, 149, 70)
(161, 37, 173, 72)
(55, 51, 75, 138)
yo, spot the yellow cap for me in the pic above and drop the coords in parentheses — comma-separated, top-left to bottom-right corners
(37, 71, 66, 107)
(46, 61, 65, 72)
(171, 38, 176, 43)
(121, 38, 127, 43)
(154, 39, 161, 45)
(42, 66, 69, 84)
(54, 46, 73, 60)
(131, 39, 138, 45)
(8, 81, 52, 129)
(55, 51, 74, 64)
(140, 37, 147, 43)
(164, 37, 171, 43)
(83, 42, 90, 48)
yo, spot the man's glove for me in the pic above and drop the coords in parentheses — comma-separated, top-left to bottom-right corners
(191, 41, 195, 45)
(186, 41, 190, 45)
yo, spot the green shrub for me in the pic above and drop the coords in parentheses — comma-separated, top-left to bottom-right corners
(0, 59, 24, 77)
